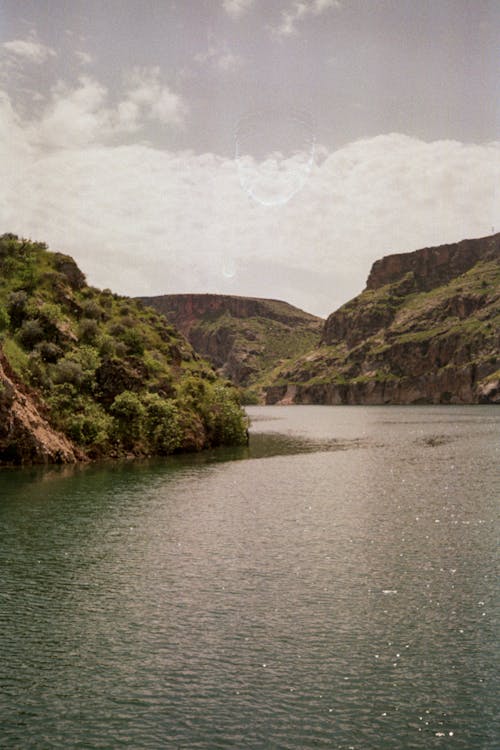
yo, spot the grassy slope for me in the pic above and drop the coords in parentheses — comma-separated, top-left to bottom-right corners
(192, 309, 321, 383)
(0, 235, 248, 461)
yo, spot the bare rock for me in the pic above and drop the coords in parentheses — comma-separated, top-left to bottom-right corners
(0, 350, 81, 465)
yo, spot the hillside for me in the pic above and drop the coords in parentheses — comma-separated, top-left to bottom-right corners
(138, 294, 323, 393)
(263, 233, 500, 405)
(0, 235, 248, 465)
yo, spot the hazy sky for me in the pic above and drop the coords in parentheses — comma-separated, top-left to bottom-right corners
(1, 0, 498, 316)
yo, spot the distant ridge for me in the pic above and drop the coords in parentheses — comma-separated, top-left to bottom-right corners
(139, 294, 323, 388)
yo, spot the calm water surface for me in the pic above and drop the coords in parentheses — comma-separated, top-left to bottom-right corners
(0, 406, 498, 749)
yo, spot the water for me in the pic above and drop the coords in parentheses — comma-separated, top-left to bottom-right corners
(0, 406, 498, 749)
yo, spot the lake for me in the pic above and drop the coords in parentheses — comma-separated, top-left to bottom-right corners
(0, 405, 498, 749)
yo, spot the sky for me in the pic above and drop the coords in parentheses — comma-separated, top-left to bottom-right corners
(0, 0, 498, 317)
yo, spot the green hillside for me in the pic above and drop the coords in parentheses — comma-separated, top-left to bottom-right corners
(139, 293, 323, 399)
(0, 234, 248, 464)
(262, 235, 500, 405)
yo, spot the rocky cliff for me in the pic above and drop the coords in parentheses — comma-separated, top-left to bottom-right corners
(264, 233, 500, 405)
(139, 294, 323, 388)
(0, 349, 81, 464)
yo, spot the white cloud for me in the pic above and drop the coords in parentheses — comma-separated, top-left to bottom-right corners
(274, 0, 342, 37)
(222, 0, 255, 19)
(75, 50, 93, 66)
(124, 67, 187, 126)
(195, 42, 243, 73)
(22, 68, 187, 150)
(32, 77, 110, 148)
(1, 85, 498, 318)
(2, 38, 56, 63)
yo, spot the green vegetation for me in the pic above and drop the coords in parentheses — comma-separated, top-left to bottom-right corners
(0, 234, 248, 459)
(140, 294, 323, 392)
(260, 245, 500, 399)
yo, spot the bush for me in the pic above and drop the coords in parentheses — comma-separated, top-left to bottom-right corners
(0, 305, 10, 334)
(48, 383, 81, 416)
(7, 290, 28, 329)
(27, 351, 51, 388)
(35, 340, 63, 363)
(81, 299, 104, 320)
(240, 388, 260, 405)
(17, 319, 45, 349)
(142, 393, 181, 454)
(79, 317, 99, 344)
(51, 358, 85, 387)
(98, 335, 116, 357)
(203, 384, 248, 446)
(121, 327, 145, 356)
(110, 390, 145, 447)
(47, 384, 112, 450)
(109, 323, 125, 337)
(65, 409, 112, 449)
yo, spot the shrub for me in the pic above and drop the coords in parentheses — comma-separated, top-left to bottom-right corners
(38, 302, 65, 330)
(48, 383, 81, 416)
(81, 299, 104, 320)
(52, 358, 85, 388)
(109, 323, 126, 337)
(7, 290, 28, 329)
(65, 409, 112, 449)
(121, 328, 145, 356)
(240, 387, 260, 405)
(27, 351, 50, 388)
(47, 384, 112, 450)
(203, 383, 248, 446)
(0, 305, 10, 334)
(79, 317, 99, 343)
(98, 335, 116, 357)
(142, 393, 181, 454)
(110, 391, 145, 447)
(34, 340, 62, 363)
(177, 375, 207, 408)
(17, 319, 45, 349)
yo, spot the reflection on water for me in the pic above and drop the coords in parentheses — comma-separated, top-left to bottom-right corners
(0, 406, 498, 749)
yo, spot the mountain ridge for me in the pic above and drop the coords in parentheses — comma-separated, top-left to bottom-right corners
(139, 293, 323, 390)
(264, 233, 500, 405)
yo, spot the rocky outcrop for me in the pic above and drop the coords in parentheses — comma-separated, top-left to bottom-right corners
(139, 294, 323, 387)
(265, 233, 500, 405)
(0, 350, 81, 465)
(140, 294, 321, 335)
(366, 234, 499, 293)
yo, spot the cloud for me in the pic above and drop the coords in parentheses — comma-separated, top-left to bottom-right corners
(195, 41, 243, 73)
(274, 0, 342, 37)
(222, 0, 255, 19)
(75, 50, 93, 66)
(124, 67, 187, 126)
(1, 84, 498, 317)
(24, 68, 187, 149)
(31, 77, 111, 148)
(2, 38, 57, 64)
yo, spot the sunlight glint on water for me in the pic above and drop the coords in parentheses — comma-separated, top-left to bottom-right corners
(0, 406, 498, 749)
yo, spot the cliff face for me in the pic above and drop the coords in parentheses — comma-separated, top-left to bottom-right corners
(365, 235, 498, 293)
(139, 294, 323, 387)
(0, 350, 80, 464)
(264, 233, 500, 405)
